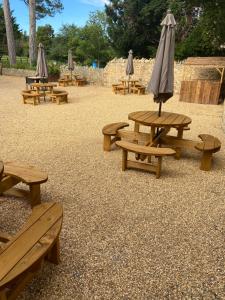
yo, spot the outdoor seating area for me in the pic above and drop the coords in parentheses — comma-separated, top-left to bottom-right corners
(112, 79, 146, 95)
(58, 74, 87, 87)
(0, 74, 225, 299)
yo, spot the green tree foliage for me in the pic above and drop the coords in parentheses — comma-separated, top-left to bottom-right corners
(36, 24, 54, 54)
(23, 0, 63, 19)
(105, 0, 168, 57)
(0, 4, 26, 57)
(49, 11, 115, 67)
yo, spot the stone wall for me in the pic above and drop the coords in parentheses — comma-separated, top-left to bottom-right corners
(102, 58, 185, 94)
(2, 68, 35, 77)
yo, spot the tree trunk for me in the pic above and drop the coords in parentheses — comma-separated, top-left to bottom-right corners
(29, 0, 36, 65)
(2, 0, 16, 66)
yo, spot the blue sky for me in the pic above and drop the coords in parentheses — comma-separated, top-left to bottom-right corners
(1, 0, 107, 33)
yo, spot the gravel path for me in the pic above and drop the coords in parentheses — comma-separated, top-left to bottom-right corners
(0, 75, 225, 299)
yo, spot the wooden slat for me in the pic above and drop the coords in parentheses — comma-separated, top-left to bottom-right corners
(116, 141, 175, 156)
(102, 122, 129, 135)
(4, 161, 48, 185)
(117, 130, 151, 143)
(0, 219, 62, 287)
(127, 160, 157, 173)
(196, 134, 221, 151)
(0, 203, 62, 281)
(160, 135, 198, 150)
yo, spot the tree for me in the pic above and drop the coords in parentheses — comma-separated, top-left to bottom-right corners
(23, 0, 63, 65)
(28, 0, 36, 65)
(105, 0, 168, 58)
(37, 24, 54, 54)
(2, 0, 16, 65)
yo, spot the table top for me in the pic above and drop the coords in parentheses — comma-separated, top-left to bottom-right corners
(31, 83, 57, 88)
(128, 111, 192, 127)
(120, 79, 139, 83)
(27, 76, 44, 80)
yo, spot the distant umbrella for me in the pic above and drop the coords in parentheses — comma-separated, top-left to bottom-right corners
(36, 43, 48, 78)
(126, 49, 134, 79)
(68, 49, 74, 79)
(147, 10, 176, 116)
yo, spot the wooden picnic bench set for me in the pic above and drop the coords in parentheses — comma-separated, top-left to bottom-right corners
(112, 79, 146, 95)
(58, 74, 87, 87)
(0, 161, 63, 299)
(22, 81, 68, 105)
(102, 111, 221, 178)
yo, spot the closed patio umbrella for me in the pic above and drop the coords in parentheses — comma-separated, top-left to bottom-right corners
(36, 43, 48, 78)
(126, 49, 134, 80)
(68, 49, 74, 80)
(147, 10, 176, 116)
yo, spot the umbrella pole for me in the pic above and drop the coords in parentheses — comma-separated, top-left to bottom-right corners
(158, 102, 162, 117)
(70, 70, 72, 80)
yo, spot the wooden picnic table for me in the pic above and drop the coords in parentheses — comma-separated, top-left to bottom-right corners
(128, 111, 192, 144)
(30, 82, 57, 100)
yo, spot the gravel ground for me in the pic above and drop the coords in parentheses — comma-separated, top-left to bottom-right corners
(0, 75, 225, 299)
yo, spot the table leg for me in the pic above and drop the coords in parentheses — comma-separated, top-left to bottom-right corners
(30, 184, 41, 208)
(134, 122, 140, 160)
(175, 127, 184, 159)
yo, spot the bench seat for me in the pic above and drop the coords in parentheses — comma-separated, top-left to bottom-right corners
(195, 134, 221, 170)
(102, 122, 129, 151)
(116, 141, 176, 178)
(0, 202, 63, 300)
(50, 90, 68, 105)
(0, 161, 48, 207)
(22, 90, 40, 105)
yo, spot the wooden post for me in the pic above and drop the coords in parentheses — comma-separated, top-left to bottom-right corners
(156, 157, 162, 179)
(30, 184, 41, 207)
(200, 151, 213, 171)
(103, 135, 111, 151)
(122, 149, 127, 171)
(47, 238, 60, 264)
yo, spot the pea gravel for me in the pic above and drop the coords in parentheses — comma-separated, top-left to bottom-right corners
(0, 75, 225, 299)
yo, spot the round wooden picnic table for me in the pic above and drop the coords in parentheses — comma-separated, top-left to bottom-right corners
(128, 110, 192, 148)
(30, 83, 57, 101)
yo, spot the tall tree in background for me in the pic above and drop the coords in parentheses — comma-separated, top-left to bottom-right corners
(105, 0, 168, 57)
(23, 0, 63, 65)
(2, 0, 16, 65)
(28, 0, 36, 65)
(37, 24, 54, 55)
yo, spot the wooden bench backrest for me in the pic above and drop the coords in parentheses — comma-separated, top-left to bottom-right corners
(0, 203, 63, 288)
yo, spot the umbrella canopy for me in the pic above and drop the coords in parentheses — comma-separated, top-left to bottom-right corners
(68, 49, 74, 71)
(126, 49, 134, 77)
(36, 43, 48, 78)
(147, 10, 176, 112)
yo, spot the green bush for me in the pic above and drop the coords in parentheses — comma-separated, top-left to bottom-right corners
(48, 62, 60, 76)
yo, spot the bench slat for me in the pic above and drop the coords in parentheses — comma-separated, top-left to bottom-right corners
(0, 219, 62, 287)
(102, 122, 129, 135)
(116, 141, 176, 156)
(196, 134, 221, 151)
(4, 161, 48, 184)
(0, 203, 62, 281)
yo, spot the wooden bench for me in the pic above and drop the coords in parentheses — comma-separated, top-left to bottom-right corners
(50, 90, 68, 105)
(58, 79, 72, 87)
(102, 122, 129, 151)
(195, 134, 221, 171)
(114, 85, 129, 95)
(116, 141, 176, 178)
(130, 86, 145, 95)
(0, 161, 48, 207)
(22, 90, 40, 105)
(0, 202, 63, 300)
(74, 79, 87, 86)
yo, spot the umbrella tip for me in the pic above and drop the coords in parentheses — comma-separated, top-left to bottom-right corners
(167, 9, 172, 14)
(129, 49, 133, 54)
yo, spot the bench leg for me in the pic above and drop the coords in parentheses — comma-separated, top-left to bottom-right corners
(30, 184, 41, 208)
(175, 128, 184, 159)
(47, 238, 60, 264)
(0, 290, 7, 300)
(156, 156, 162, 179)
(200, 151, 213, 171)
(103, 135, 111, 151)
(122, 149, 127, 171)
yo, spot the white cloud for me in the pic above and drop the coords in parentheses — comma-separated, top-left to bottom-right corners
(80, 0, 109, 7)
